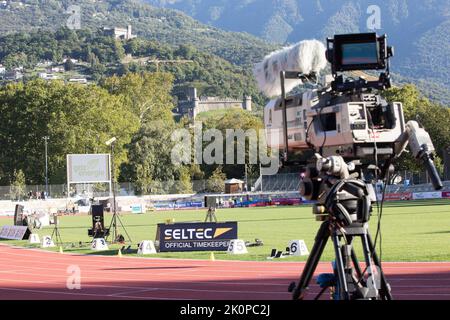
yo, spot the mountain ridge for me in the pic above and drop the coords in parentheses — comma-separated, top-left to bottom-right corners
(146, 0, 450, 89)
(0, 0, 276, 66)
(0, 0, 449, 105)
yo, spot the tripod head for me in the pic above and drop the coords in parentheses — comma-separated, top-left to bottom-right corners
(300, 154, 376, 227)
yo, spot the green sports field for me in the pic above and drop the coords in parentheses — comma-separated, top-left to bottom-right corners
(2, 199, 450, 262)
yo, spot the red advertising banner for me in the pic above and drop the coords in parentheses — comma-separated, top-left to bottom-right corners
(441, 191, 450, 198)
(384, 193, 412, 201)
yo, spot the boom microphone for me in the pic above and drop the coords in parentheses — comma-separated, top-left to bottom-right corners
(254, 40, 327, 97)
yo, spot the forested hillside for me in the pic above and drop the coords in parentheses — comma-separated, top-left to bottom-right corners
(0, 0, 276, 67)
(0, 28, 267, 107)
(148, 0, 450, 94)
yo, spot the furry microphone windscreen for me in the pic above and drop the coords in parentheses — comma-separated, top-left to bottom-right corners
(254, 40, 327, 98)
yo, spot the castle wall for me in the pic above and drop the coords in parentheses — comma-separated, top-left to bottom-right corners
(193, 101, 244, 118)
(176, 88, 252, 119)
(197, 101, 242, 113)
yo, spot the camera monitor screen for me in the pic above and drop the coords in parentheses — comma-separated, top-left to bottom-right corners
(341, 42, 379, 65)
(328, 33, 387, 72)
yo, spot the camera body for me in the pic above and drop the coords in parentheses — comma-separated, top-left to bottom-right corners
(264, 33, 403, 164)
(259, 32, 442, 225)
(265, 89, 405, 162)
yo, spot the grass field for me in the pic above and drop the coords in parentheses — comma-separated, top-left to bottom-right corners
(1, 199, 449, 262)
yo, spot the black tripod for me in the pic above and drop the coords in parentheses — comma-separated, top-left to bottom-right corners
(51, 215, 63, 246)
(107, 208, 132, 243)
(290, 219, 392, 300)
(204, 207, 218, 222)
(105, 137, 131, 243)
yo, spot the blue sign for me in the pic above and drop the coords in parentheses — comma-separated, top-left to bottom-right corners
(156, 222, 238, 252)
(131, 204, 144, 214)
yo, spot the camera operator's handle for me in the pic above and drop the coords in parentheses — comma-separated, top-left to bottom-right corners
(421, 152, 443, 190)
(394, 121, 443, 190)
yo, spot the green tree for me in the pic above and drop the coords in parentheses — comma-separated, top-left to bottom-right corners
(126, 120, 193, 194)
(206, 166, 226, 193)
(102, 72, 175, 124)
(176, 166, 194, 194)
(384, 84, 450, 175)
(10, 169, 26, 201)
(201, 109, 264, 179)
(64, 59, 75, 71)
(0, 79, 139, 184)
(2, 52, 28, 68)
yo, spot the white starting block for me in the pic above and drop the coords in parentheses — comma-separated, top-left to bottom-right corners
(227, 239, 248, 254)
(288, 240, 309, 256)
(29, 234, 40, 244)
(137, 240, 157, 255)
(41, 235, 55, 248)
(91, 238, 109, 251)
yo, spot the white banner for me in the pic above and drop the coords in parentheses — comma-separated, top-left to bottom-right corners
(412, 192, 442, 200)
(67, 154, 110, 183)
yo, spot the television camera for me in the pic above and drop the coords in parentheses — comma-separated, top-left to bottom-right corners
(255, 32, 443, 300)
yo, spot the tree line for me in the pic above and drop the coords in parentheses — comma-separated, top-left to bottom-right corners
(0, 27, 267, 108)
(383, 84, 450, 174)
(0, 74, 447, 195)
(0, 72, 265, 194)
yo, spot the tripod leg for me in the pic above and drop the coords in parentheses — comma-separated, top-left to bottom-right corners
(292, 220, 330, 300)
(360, 232, 380, 297)
(366, 232, 392, 300)
(114, 212, 132, 242)
(343, 236, 364, 281)
(57, 229, 63, 245)
(55, 228, 59, 245)
(106, 213, 115, 241)
(351, 247, 364, 280)
(332, 232, 350, 300)
(51, 227, 59, 246)
(205, 210, 211, 222)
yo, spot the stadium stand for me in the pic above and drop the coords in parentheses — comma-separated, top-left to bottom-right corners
(385, 181, 450, 193)
(255, 173, 301, 192)
(254, 173, 450, 193)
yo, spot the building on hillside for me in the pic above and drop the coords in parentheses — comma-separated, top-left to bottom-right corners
(37, 61, 53, 68)
(68, 78, 88, 84)
(176, 87, 252, 119)
(103, 25, 136, 40)
(63, 58, 78, 64)
(4, 70, 23, 81)
(38, 73, 59, 80)
(47, 66, 63, 73)
(1, 1, 25, 9)
(0, 64, 5, 74)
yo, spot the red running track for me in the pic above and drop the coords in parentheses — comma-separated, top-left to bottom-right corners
(0, 244, 449, 300)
